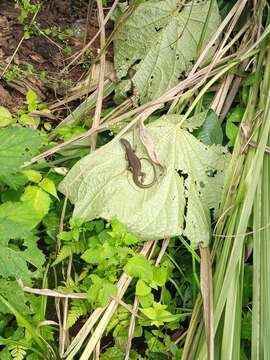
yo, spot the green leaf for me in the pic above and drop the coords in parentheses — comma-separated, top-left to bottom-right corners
(100, 346, 124, 360)
(138, 293, 154, 308)
(59, 113, 229, 245)
(39, 178, 59, 199)
(19, 114, 40, 128)
(153, 267, 168, 287)
(124, 255, 153, 281)
(0, 279, 32, 315)
(226, 121, 239, 144)
(21, 186, 51, 220)
(0, 201, 40, 229)
(194, 110, 223, 145)
(0, 127, 43, 178)
(114, 0, 220, 102)
(25, 89, 39, 112)
(22, 170, 42, 183)
(0, 218, 45, 281)
(0, 172, 27, 190)
(136, 279, 152, 296)
(87, 275, 117, 308)
(140, 301, 181, 326)
(0, 106, 14, 128)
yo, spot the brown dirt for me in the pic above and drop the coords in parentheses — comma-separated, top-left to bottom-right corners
(0, 0, 113, 116)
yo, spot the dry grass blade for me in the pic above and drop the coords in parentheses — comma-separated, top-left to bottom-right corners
(91, 0, 106, 150)
(62, 0, 119, 72)
(199, 245, 214, 360)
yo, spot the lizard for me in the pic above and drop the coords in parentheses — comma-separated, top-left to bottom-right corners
(120, 138, 157, 189)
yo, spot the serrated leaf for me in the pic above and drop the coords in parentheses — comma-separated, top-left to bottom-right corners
(0, 127, 43, 177)
(21, 186, 51, 219)
(39, 178, 59, 199)
(114, 0, 220, 102)
(59, 113, 229, 244)
(0, 279, 32, 315)
(124, 255, 154, 281)
(87, 275, 117, 308)
(0, 106, 14, 128)
(0, 218, 45, 281)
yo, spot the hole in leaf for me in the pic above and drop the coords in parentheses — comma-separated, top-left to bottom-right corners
(205, 169, 217, 177)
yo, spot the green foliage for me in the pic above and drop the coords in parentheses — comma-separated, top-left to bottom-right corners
(0, 218, 45, 282)
(225, 106, 244, 146)
(0, 107, 14, 128)
(66, 300, 89, 329)
(87, 275, 117, 308)
(194, 110, 223, 145)
(15, 0, 40, 24)
(0, 127, 43, 180)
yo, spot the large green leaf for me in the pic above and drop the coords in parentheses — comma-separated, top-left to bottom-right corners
(0, 127, 43, 177)
(0, 218, 45, 282)
(114, 0, 220, 102)
(59, 113, 229, 245)
(0, 279, 33, 314)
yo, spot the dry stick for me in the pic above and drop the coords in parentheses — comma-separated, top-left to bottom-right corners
(61, 0, 119, 73)
(211, 73, 235, 115)
(199, 245, 214, 360)
(64, 241, 154, 359)
(91, 0, 106, 150)
(124, 238, 170, 360)
(58, 194, 72, 356)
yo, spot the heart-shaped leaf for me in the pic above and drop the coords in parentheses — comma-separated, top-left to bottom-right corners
(59, 113, 229, 245)
(114, 0, 220, 102)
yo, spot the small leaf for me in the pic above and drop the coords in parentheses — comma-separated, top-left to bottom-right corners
(25, 89, 39, 111)
(124, 255, 153, 281)
(87, 275, 117, 308)
(19, 113, 40, 128)
(136, 279, 152, 296)
(39, 178, 59, 199)
(194, 110, 223, 145)
(226, 121, 239, 145)
(22, 169, 42, 183)
(138, 293, 154, 308)
(0, 106, 13, 128)
(153, 267, 168, 287)
(21, 186, 51, 220)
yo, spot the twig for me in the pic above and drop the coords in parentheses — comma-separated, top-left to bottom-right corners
(62, 0, 119, 72)
(91, 0, 106, 150)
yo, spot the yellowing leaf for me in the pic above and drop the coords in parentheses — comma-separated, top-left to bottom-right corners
(22, 169, 42, 183)
(39, 178, 59, 199)
(21, 186, 51, 220)
(0, 106, 14, 128)
(59, 113, 229, 245)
